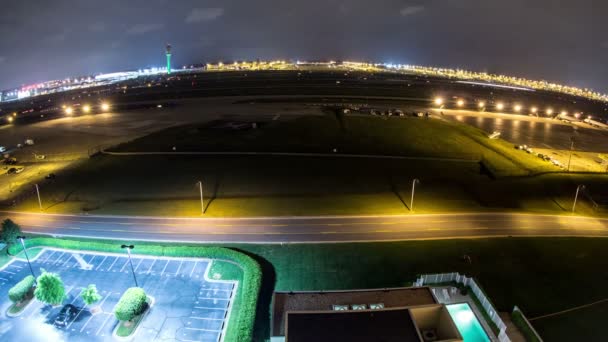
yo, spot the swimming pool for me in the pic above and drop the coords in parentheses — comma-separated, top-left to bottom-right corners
(446, 303, 491, 342)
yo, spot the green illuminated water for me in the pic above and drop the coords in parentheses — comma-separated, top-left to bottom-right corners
(447, 303, 491, 342)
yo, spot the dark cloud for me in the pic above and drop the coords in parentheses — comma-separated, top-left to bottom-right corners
(0, 0, 606, 93)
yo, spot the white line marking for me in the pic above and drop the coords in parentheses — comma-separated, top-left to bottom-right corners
(133, 258, 144, 272)
(80, 315, 95, 333)
(198, 297, 230, 301)
(0, 277, 8, 281)
(189, 261, 198, 278)
(7, 264, 22, 269)
(96, 313, 113, 336)
(146, 258, 157, 274)
(119, 258, 130, 272)
(67, 304, 87, 329)
(61, 255, 74, 267)
(185, 327, 221, 332)
(0, 270, 15, 274)
(107, 257, 119, 271)
(175, 260, 183, 276)
(160, 260, 169, 276)
(193, 306, 227, 311)
(190, 316, 224, 321)
(95, 256, 108, 270)
(49, 251, 65, 264)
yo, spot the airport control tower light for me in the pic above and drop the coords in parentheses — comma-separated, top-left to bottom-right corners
(165, 44, 172, 74)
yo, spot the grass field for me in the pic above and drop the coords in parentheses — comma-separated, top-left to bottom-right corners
(11, 112, 605, 217)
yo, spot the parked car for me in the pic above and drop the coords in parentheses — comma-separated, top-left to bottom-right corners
(0, 146, 6, 153)
(54, 304, 78, 327)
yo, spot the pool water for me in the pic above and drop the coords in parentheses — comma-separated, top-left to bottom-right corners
(446, 303, 491, 342)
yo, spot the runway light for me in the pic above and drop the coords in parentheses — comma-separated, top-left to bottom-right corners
(514, 104, 522, 112)
(65, 106, 73, 115)
(434, 97, 444, 106)
(478, 101, 485, 108)
(457, 99, 465, 107)
(546, 108, 553, 115)
(101, 103, 110, 111)
(82, 104, 91, 113)
(496, 102, 504, 111)
(531, 107, 538, 114)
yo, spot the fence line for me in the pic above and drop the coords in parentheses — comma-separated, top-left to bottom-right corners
(513, 306, 544, 341)
(414, 272, 510, 342)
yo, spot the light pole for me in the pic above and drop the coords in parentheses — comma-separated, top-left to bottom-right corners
(35, 184, 42, 211)
(197, 180, 204, 215)
(567, 136, 575, 172)
(17, 236, 37, 284)
(572, 185, 585, 213)
(121, 245, 138, 287)
(410, 179, 420, 212)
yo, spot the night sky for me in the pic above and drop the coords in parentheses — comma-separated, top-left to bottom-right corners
(0, 0, 606, 92)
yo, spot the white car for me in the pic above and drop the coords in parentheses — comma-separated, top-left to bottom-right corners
(0, 146, 6, 153)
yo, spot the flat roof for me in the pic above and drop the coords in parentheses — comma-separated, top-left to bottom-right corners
(286, 308, 421, 342)
(273, 287, 436, 336)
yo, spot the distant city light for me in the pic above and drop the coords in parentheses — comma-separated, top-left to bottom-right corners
(101, 102, 110, 111)
(457, 99, 465, 107)
(531, 107, 538, 113)
(496, 102, 504, 111)
(434, 97, 444, 106)
(546, 108, 554, 115)
(82, 104, 91, 113)
(514, 104, 522, 112)
(65, 107, 73, 115)
(478, 101, 485, 108)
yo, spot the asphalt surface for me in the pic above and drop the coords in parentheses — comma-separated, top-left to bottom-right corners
(0, 248, 236, 342)
(3, 211, 608, 244)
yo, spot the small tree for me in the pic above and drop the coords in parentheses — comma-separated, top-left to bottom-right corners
(80, 284, 102, 306)
(8, 275, 35, 304)
(1, 219, 21, 245)
(34, 269, 65, 306)
(114, 287, 147, 322)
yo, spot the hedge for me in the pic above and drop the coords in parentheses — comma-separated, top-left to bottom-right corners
(8, 237, 261, 342)
(114, 287, 147, 321)
(8, 275, 35, 303)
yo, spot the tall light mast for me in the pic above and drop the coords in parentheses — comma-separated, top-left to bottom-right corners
(165, 44, 172, 74)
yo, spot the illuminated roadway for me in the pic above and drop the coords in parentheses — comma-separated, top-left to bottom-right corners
(2, 211, 608, 243)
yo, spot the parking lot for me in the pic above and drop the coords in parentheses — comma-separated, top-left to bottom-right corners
(0, 248, 237, 342)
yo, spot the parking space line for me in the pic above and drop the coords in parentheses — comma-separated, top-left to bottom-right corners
(175, 260, 183, 276)
(61, 255, 74, 267)
(48, 251, 65, 264)
(190, 316, 224, 321)
(146, 258, 157, 274)
(194, 306, 227, 311)
(96, 313, 113, 336)
(7, 264, 22, 269)
(160, 260, 169, 276)
(0, 277, 8, 281)
(185, 327, 221, 332)
(38, 250, 55, 263)
(67, 304, 87, 329)
(189, 261, 198, 277)
(119, 258, 130, 272)
(95, 256, 108, 270)
(107, 257, 119, 271)
(80, 315, 95, 333)
(0, 270, 15, 274)
(198, 297, 230, 301)
(133, 258, 144, 272)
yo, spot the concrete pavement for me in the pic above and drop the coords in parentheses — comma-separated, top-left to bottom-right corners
(2, 211, 608, 244)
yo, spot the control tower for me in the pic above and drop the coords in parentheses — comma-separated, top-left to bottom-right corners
(165, 44, 172, 74)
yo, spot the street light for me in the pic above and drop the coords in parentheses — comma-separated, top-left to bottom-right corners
(514, 104, 522, 112)
(495, 102, 504, 111)
(567, 136, 575, 172)
(531, 107, 538, 114)
(100, 102, 110, 111)
(35, 184, 42, 211)
(546, 108, 553, 116)
(410, 178, 420, 212)
(121, 245, 138, 287)
(17, 236, 37, 284)
(196, 181, 204, 215)
(434, 97, 444, 106)
(65, 106, 73, 115)
(478, 101, 485, 109)
(457, 99, 465, 107)
(82, 104, 91, 113)
(572, 185, 585, 212)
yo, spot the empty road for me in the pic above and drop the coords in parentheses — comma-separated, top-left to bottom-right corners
(2, 211, 608, 244)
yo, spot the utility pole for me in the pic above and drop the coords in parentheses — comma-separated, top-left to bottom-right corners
(121, 245, 138, 287)
(572, 185, 585, 212)
(197, 181, 204, 215)
(17, 236, 37, 284)
(410, 179, 420, 212)
(567, 136, 575, 172)
(35, 184, 42, 211)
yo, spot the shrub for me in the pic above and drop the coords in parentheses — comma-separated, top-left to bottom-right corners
(34, 269, 66, 305)
(8, 275, 35, 303)
(114, 287, 147, 322)
(1, 219, 21, 245)
(81, 284, 102, 306)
